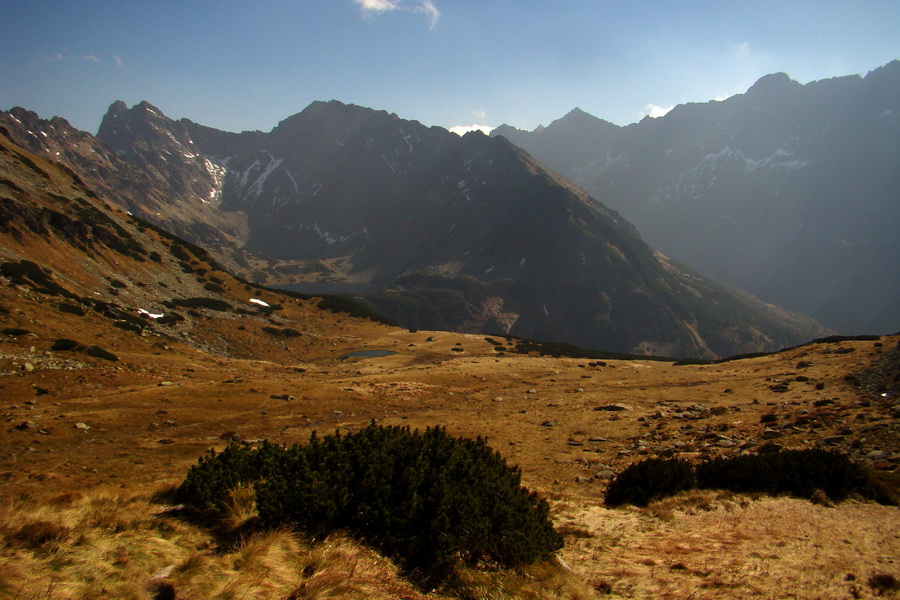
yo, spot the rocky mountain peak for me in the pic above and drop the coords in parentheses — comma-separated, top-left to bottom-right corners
(489, 123, 524, 139)
(105, 99, 129, 118)
(744, 72, 803, 98)
(97, 100, 177, 153)
(559, 107, 608, 126)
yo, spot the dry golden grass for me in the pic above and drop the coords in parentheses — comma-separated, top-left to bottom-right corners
(1, 332, 897, 598)
(553, 490, 900, 599)
(0, 487, 596, 600)
(0, 488, 197, 599)
(453, 559, 598, 600)
(0, 487, 450, 600)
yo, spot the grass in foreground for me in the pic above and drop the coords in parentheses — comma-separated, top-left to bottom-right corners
(0, 486, 591, 600)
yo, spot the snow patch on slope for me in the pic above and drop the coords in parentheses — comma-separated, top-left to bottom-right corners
(699, 146, 810, 174)
(203, 158, 227, 204)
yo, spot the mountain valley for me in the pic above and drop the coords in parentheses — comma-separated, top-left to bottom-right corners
(0, 126, 898, 599)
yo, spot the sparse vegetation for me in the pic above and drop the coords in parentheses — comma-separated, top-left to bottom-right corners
(315, 294, 399, 326)
(0, 259, 76, 298)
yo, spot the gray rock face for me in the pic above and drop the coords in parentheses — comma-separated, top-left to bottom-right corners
(492, 61, 900, 335)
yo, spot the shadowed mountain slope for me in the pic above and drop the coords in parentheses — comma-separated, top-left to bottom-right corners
(493, 61, 900, 335)
(2, 101, 828, 358)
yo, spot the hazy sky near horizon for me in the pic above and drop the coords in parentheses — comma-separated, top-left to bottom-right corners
(3, 1, 898, 135)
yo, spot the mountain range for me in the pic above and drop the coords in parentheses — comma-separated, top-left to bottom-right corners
(1, 98, 830, 358)
(492, 60, 900, 336)
(1, 97, 830, 359)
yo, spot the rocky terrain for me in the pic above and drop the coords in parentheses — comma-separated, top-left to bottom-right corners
(493, 61, 900, 336)
(1, 102, 828, 359)
(0, 126, 897, 598)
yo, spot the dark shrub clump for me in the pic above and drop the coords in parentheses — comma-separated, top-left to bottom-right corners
(315, 295, 398, 326)
(171, 297, 232, 312)
(176, 424, 561, 586)
(604, 458, 695, 507)
(606, 449, 887, 507)
(696, 448, 868, 502)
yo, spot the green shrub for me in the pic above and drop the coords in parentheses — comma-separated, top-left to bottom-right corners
(604, 458, 695, 507)
(176, 424, 561, 585)
(605, 449, 881, 507)
(170, 244, 192, 262)
(113, 320, 144, 334)
(51, 339, 81, 351)
(695, 448, 868, 502)
(2, 327, 31, 336)
(0, 260, 76, 299)
(176, 441, 283, 518)
(262, 326, 302, 338)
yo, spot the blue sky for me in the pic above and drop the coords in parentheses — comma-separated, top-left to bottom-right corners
(3, 1, 898, 135)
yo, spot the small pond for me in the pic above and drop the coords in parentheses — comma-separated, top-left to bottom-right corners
(337, 349, 398, 360)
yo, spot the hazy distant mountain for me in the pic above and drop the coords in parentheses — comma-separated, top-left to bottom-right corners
(1, 100, 827, 358)
(492, 61, 900, 335)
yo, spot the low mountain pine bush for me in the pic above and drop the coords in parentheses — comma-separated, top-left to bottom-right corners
(605, 449, 882, 507)
(695, 448, 868, 501)
(603, 458, 695, 507)
(176, 440, 282, 518)
(176, 424, 562, 585)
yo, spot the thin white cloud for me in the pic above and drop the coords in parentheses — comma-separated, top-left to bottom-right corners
(642, 104, 674, 119)
(448, 124, 494, 136)
(413, 0, 440, 29)
(353, 0, 440, 28)
(114, 55, 124, 67)
(355, 0, 400, 13)
(83, 54, 101, 62)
